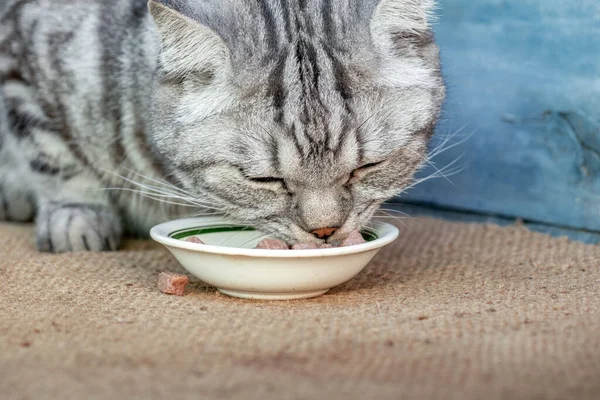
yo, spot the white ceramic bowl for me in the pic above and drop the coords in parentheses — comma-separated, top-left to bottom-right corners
(150, 217, 399, 300)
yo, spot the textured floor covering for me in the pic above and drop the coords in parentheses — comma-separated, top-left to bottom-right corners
(1, 218, 599, 400)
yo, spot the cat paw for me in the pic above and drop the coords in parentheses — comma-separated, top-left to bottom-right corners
(0, 186, 35, 222)
(36, 202, 122, 252)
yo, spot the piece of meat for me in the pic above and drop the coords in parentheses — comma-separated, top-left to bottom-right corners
(158, 272, 189, 296)
(184, 236, 204, 244)
(340, 230, 366, 246)
(255, 238, 289, 250)
(291, 242, 319, 250)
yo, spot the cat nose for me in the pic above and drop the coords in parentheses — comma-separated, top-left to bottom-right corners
(310, 227, 339, 239)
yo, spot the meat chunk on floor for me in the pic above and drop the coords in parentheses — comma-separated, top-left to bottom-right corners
(158, 272, 189, 296)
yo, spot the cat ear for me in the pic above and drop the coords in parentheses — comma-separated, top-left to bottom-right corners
(370, 0, 436, 53)
(369, 0, 439, 88)
(148, 1, 230, 80)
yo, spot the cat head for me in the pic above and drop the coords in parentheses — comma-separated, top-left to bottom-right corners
(146, 0, 445, 244)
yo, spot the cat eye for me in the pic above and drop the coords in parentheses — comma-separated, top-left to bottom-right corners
(161, 70, 214, 86)
(348, 160, 386, 183)
(352, 160, 385, 175)
(160, 72, 186, 86)
(356, 161, 384, 171)
(247, 177, 285, 184)
(237, 167, 285, 186)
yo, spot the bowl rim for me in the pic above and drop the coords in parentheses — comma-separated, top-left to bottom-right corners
(150, 217, 399, 258)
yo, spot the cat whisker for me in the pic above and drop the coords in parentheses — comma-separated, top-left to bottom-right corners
(177, 209, 227, 218)
(404, 146, 455, 186)
(100, 187, 211, 209)
(218, 229, 251, 246)
(402, 154, 467, 193)
(100, 170, 224, 210)
(100, 168, 191, 201)
(237, 232, 271, 249)
(428, 124, 475, 160)
(377, 207, 412, 218)
(100, 186, 225, 213)
(372, 211, 410, 226)
(120, 168, 189, 196)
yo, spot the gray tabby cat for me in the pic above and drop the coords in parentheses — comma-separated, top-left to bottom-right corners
(0, 0, 445, 252)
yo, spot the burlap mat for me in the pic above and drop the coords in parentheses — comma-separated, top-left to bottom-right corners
(1, 218, 599, 400)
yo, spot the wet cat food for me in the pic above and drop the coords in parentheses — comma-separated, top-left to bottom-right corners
(178, 231, 366, 249)
(255, 238, 289, 250)
(256, 230, 365, 249)
(340, 230, 367, 246)
(158, 272, 189, 296)
(291, 242, 320, 250)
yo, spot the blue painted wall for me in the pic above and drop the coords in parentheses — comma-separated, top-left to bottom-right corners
(401, 0, 600, 232)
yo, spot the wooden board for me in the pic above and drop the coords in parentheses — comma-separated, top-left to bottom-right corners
(388, 202, 600, 245)
(400, 0, 600, 233)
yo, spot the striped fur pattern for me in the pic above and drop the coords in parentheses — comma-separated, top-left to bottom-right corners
(0, 0, 445, 252)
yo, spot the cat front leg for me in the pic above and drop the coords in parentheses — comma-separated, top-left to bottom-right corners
(1, 68, 123, 252)
(24, 154, 125, 252)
